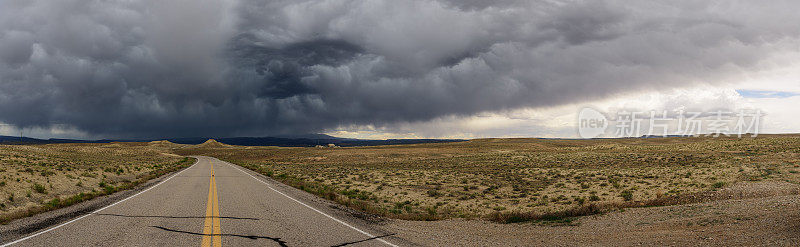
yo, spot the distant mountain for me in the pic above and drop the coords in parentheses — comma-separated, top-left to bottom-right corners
(168, 136, 462, 147)
(0, 135, 464, 147)
(272, 133, 343, 140)
(0, 136, 99, 144)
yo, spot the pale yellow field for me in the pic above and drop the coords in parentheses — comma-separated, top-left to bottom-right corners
(177, 135, 800, 222)
(0, 142, 192, 223)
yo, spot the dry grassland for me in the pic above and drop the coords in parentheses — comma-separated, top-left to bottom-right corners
(176, 135, 800, 222)
(0, 142, 193, 223)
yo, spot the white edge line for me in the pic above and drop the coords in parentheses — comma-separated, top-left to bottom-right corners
(1, 160, 198, 247)
(221, 159, 399, 247)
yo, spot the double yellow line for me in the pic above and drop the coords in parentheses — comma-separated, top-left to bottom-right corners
(202, 161, 222, 247)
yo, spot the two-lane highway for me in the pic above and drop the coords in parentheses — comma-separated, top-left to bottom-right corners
(3, 157, 401, 246)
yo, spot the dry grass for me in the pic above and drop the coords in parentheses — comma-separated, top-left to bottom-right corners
(0, 142, 193, 223)
(176, 135, 800, 223)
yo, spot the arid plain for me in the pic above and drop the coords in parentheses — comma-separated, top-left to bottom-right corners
(2, 135, 799, 245)
(178, 136, 800, 222)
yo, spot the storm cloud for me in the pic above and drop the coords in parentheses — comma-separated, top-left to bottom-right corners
(1, 0, 799, 138)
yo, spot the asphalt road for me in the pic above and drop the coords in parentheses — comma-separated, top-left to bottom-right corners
(2, 156, 404, 246)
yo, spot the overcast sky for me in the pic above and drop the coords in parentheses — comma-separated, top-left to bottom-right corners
(1, 0, 799, 139)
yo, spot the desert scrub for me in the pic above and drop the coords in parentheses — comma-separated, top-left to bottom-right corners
(176, 135, 800, 223)
(619, 190, 633, 201)
(0, 143, 195, 224)
(32, 183, 47, 194)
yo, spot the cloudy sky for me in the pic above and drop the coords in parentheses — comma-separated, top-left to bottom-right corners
(1, 0, 799, 139)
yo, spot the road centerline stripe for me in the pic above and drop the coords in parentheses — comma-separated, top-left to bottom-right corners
(202, 161, 222, 247)
(212, 168, 222, 246)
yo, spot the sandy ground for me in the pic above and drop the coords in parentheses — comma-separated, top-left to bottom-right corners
(383, 181, 800, 246)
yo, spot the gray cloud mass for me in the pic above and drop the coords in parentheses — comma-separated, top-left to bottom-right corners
(1, 0, 798, 138)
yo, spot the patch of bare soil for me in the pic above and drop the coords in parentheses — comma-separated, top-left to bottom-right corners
(383, 181, 800, 246)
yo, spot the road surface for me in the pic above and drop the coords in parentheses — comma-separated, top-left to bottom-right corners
(2, 156, 404, 246)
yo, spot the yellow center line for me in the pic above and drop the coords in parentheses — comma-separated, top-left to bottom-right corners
(202, 161, 222, 247)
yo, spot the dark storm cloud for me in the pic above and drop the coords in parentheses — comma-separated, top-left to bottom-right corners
(1, 0, 799, 138)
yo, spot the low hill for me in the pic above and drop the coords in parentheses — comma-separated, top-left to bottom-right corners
(196, 139, 233, 148)
(148, 140, 184, 148)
